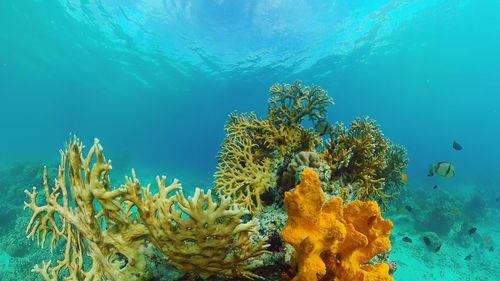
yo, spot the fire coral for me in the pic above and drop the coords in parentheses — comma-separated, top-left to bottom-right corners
(321, 117, 408, 209)
(268, 80, 333, 127)
(24, 137, 148, 281)
(24, 136, 269, 280)
(281, 169, 394, 281)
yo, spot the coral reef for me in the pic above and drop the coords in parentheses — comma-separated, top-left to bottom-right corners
(268, 81, 333, 127)
(266, 125, 322, 157)
(24, 137, 148, 281)
(215, 83, 407, 219)
(214, 134, 274, 213)
(224, 111, 322, 158)
(321, 117, 408, 209)
(281, 151, 327, 190)
(214, 82, 331, 214)
(281, 169, 394, 281)
(24, 137, 269, 281)
(124, 175, 270, 280)
(21, 81, 406, 280)
(223, 112, 276, 152)
(380, 141, 410, 199)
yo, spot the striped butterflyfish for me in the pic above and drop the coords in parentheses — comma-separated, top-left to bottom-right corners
(427, 162, 455, 178)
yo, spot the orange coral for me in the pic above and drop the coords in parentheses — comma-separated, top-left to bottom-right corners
(281, 169, 393, 281)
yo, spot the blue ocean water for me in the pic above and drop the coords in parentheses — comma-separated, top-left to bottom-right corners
(0, 0, 499, 280)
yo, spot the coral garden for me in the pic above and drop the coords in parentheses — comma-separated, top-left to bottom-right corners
(16, 81, 409, 280)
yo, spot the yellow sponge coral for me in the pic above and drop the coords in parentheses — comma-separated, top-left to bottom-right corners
(281, 169, 393, 281)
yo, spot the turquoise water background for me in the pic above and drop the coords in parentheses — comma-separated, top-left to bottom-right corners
(1, 1, 499, 280)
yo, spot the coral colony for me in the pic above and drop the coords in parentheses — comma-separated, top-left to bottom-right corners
(24, 81, 408, 280)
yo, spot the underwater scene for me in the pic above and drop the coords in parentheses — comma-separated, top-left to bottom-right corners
(0, 0, 499, 280)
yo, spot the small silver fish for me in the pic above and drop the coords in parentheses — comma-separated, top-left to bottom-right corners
(428, 162, 455, 178)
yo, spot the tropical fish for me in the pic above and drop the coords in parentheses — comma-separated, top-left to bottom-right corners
(468, 227, 477, 235)
(402, 237, 412, 243)
(428, 162, 455, 178)
(433, 185, 438, 190)
(453, 141, 463, 151)
(423, 236, 431, 246)
(315, 120, 334, 136)
(453, 210, 462, 216)
(400, 172, 408, 184)
(397, 207, 404, 212)
(489, 246, 494, 252)
(485, 237, 491, 244)
(435, 244, 442, 252)
(405, 205, 413, 212)
(464, 254, 472, 260)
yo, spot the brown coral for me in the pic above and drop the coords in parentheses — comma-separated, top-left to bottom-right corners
(265, 125, 322, 157)
(281, 169, 393, 281)
(320, 117, 408, 209)
(281, 151, 323, 190)
(268, 81, 334, 127)
(224, 112, 276, 151)
(214, 135, 274, 213)
(225, 111, 321, 158)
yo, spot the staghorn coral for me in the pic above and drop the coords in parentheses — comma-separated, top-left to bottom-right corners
(24, 137, 148, 281)
(281, 169, 393, 281)
(214, 135, 274, 213)
(123, 175, 269, 280)
(320, 117, 408, 209)
(268, 81, 333, 127)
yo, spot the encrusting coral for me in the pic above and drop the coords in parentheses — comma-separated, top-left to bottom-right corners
(320, 117, 408, 209)
(24, 137, 148, 281)
(280, 169, 394, 281)
(25, 136, 269, 281)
